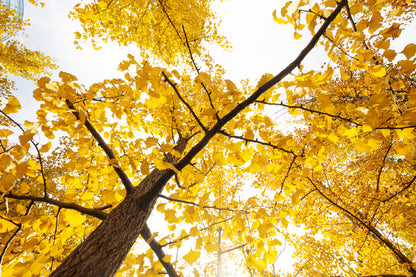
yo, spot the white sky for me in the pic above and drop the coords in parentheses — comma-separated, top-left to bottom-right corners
(11, 0, 331, 122)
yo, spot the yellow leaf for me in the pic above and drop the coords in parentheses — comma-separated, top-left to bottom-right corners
(154, 159, 178, 172)
(195, 72, 211, 86)
(258, 222, 274, 237)
(0, 219, 17, 232)
(39, 142, 52, 153)
(294, 32, 302, 40)
(353, 139, 372, 153)
(328, 132, 339, 144)
(362, 125, 373, 132)
(370, 65, 386, 77)
(257, 73, 274, 89)
(368, 93, 388, 107)
(162, 255, 172, 263)
(145, 94, 167, 109)
(19, 123, 40, 145)
(2, 96, 21, 114)
(141, 159, 150, 175)
(16, 204, 27, 214)
(401, 43, 416, 59)
(247, 256, 267, 271)
(272, 10, 288, 24)
(59, 71, 78, 83)
(64, 209, 86, 226)
(381, 129, 391, 137)
(213, 151, 228, 165)
(183, 249, 201, 264)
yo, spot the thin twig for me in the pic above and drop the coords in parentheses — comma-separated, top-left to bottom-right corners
(1, 191, 108, 220)
(0, 110, 49, 197)
(161, 217, 235, 247)
(219, 129, 298, 156)
(279, 154, 297, 193)
(376, 143, 393, 192)
(381, 175, 416, 203)
(255, 100, 416, 130)
(182, 25, 199, 74)
(162, 71, 207, 132)
(0, 201, 34, 266)
(65, 99, 135, 195)
(157, 0, 183, 42)
(159, 194, 247, 213)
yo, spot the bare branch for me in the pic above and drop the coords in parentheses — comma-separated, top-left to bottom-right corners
(221, 243, 247, 255)
(159, 194, 247, 213)
(219, 129, 298, 156)
(65, 99, 135, 195)
(0, 110, 49, 197)
(0, 201, 34, 265)
(140, 224, 179, 277)
(0, 191, 108, 220)
(376, 143, 393, 192)
(182, 25, 199, 74)
(280, 154, 297, 193)
(162, 71, 207, 132)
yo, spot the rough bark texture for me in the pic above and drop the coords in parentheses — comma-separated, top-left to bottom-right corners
(51, 137, 187, 277)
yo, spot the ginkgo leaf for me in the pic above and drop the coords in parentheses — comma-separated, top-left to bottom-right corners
(2, 96, 21, 114)
(294, 32, 302, 39)
(257, 73, 274, 89)
(195, 72, 211, 86)
(370, 65, 386, 77)
(183, 249, 201, 264)
(272, 10, 288, 24)
(63, 209, 86, 226)
(145, 94, 167, 109)
(401, 43, 416, 59)
(258, 222, 274, 237)
(19, 123, 40, 145)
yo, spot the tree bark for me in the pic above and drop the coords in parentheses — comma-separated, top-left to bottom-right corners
(51, 136, 188, 277)
(50, 168, 175, 276)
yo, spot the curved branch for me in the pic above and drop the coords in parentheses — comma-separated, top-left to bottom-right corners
(0, 191, 108, 220)
(0, 110, 49, 197)
(219, 129, 299, 156)
(182, 25, 199, 74)
(256, 100, 416, 130)
(159, 194, 248, 213)
(308, 178, 416, 275)
(0, 201, 34, 266)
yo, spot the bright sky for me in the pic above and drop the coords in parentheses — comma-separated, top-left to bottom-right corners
(12, 0, 330, 122)
(7, 0, 416, 275)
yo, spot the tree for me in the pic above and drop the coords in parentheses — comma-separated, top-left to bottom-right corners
(1, 0, 416, 276)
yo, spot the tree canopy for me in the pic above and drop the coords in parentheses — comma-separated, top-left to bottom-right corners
(1, 0, 416, 276)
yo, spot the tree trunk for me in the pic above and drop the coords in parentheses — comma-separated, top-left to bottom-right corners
(51, 137, 188, 277)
